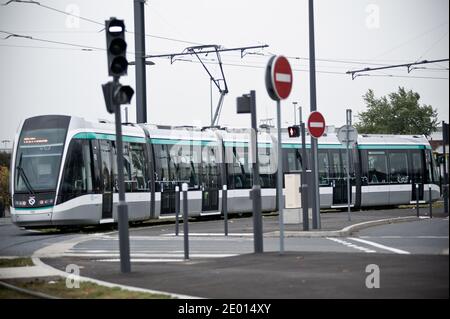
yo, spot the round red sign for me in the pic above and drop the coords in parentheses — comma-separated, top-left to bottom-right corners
(307, 111, 326, 138)
(265, 55, 293, 101)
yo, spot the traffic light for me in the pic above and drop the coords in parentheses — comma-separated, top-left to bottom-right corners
(102, 81, 135, 114)
(288, 125, 300, 138)
(105, 18, 128, 77)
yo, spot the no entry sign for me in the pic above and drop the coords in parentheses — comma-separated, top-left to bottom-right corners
(307, 111, 326, 138)
(265, 55, 293, 101)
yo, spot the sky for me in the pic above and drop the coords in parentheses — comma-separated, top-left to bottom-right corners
(0, 0, 449, 148)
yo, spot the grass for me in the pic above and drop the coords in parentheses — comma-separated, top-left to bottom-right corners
(0, 257, 34, 268)
(1, 277, 173, 299)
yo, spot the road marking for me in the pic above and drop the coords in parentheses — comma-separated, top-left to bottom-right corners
(326, 237, 376, 253)
(359, 235, 448, 239)
(96, 259, 185, 263)
(164, 232, 253, 237)
(64, 252, 238, 258)
(348, 237, 410, 255)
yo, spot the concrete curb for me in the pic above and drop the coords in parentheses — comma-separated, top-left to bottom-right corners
(265, 216, 423, 238)
(31, 235, 201, 299)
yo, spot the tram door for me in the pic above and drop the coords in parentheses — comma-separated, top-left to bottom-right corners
(160, 182, 176, 215)
(411, 150, 424, 201)
(100, 140, 113, 219)
(201, 146, 219, 212)
(331, 150, 350, 205)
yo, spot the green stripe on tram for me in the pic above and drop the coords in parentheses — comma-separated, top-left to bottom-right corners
(73, 132, 146, 143)
(357, 144, 429, 150)
(150, 138, 217, 146)
(224, 141, 272, 148)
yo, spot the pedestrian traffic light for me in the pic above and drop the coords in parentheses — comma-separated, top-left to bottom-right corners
(105, 18, 128, 77)
(288, 125, 300, 138)
(102, 81, 135, 114)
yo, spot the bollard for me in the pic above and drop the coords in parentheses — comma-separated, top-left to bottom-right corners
(416, 183, 420, 217)
(429, 185, 432, 218)
(301, 182, 309, 231)
(175, 185, 180, 236)
(222, 184, 228, 236)
(182, 183, 189, 260)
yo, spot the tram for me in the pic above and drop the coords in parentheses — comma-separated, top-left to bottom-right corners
(10, 115, 441, 228)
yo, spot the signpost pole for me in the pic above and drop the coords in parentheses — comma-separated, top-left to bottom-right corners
(277, 100, 285, 253)
(300, 106, 309, 231)
(308, 0, 320, 229)
(346, 109, 352, 222)
(250, 90, 263, 253)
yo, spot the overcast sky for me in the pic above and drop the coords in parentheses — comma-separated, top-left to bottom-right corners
(0, 0, 448, 147)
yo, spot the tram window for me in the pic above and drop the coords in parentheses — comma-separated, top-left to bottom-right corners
(99, 140, 113, 192)
(110, 141, 118, 192)
(389, 152, 409, 184)
(171, 143, 200, 188)
(318, 150, 330, 186)
(425, 150, 438, 183)
(60, 139, 94, 202)
(330, 150, 342, 178)
(368, 151, 388, 184)
(226, 145, 252, 189)
(201, 145, 220, 188)
(259, 146, 276, 188)
(411, 151, 424, 184)
(124, 143, 148, 191)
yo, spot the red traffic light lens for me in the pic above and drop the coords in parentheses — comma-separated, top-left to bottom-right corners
(109, 38, 127, 55)
(110, 56, 128, 75)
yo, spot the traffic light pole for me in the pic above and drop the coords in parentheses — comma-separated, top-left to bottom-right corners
(113, 77, 131, 273)
(133, 0, 147, 124)
(346, 109, 352, 222)
(309, 0, 321, 229)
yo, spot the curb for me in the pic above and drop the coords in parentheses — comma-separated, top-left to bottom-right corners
(30, 236, 201, 299)
(265, 216, 423, 238)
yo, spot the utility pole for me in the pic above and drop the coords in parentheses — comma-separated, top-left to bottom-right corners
(308, 0, 321, 229)
(134, 0, 147, 123)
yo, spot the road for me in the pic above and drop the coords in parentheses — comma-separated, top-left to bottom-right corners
(1, 215, 448, 298)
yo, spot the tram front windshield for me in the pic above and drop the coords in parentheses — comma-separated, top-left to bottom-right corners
(14, 116, 70, 193)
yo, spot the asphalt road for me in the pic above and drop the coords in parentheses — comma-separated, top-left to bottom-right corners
(1, 215, 448, 298)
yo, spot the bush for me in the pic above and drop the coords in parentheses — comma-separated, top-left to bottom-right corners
(0, 166, 11, 210)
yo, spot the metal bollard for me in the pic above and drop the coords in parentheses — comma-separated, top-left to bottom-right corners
(175, 186, 180, 236)
(301, 182, 309, 231)
(416, 183, 420, 217)
(222, 184, 228, 236)
(182, 183, 189, 260)
(429, 185, 432, 218)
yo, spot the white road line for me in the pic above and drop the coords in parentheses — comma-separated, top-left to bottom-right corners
(348, 237, 410, 255)
(64, 252, 238, 258)
(163, 233, 253, 237)
(359, 236, 448, 239)
(326, 237, 376, 253)
(96, 259, 185, 263)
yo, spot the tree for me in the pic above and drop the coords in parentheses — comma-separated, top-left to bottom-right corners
(0, 166, 10, 209)
(355, 87, 439, 137)
(0, 152, 11, 167)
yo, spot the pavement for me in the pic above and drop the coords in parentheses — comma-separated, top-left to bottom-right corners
(1, 206, 448, 298)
